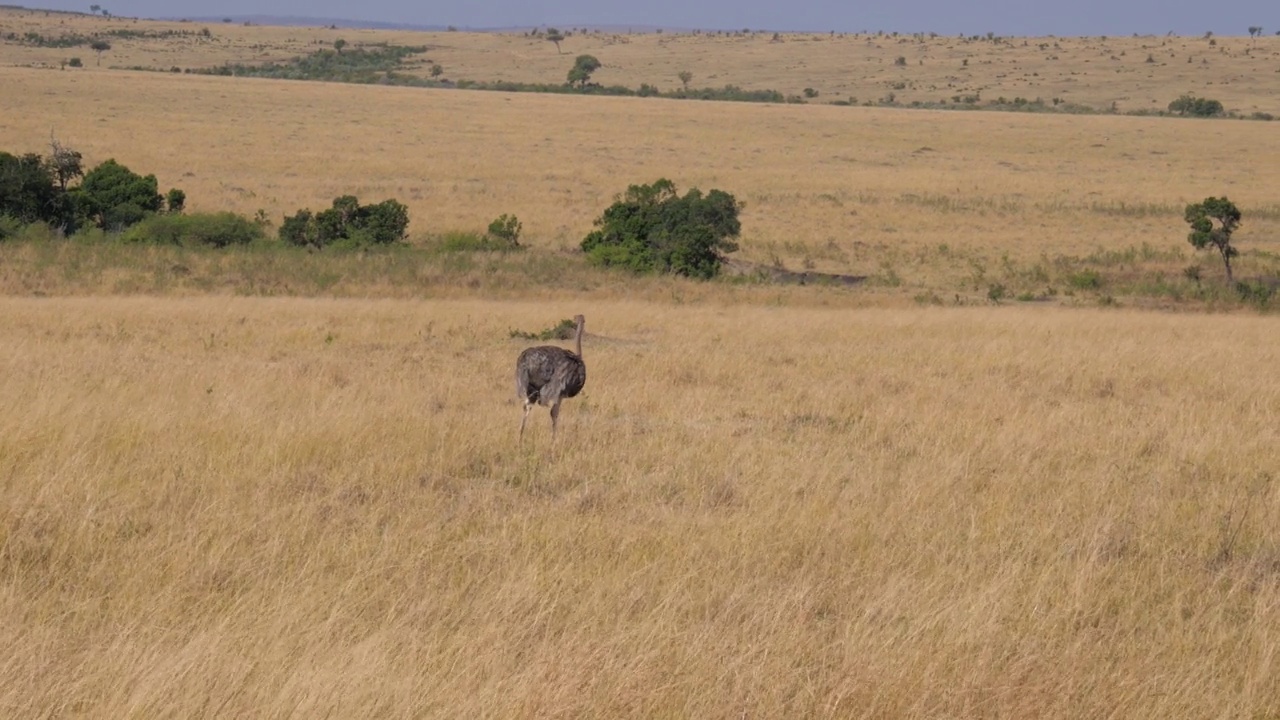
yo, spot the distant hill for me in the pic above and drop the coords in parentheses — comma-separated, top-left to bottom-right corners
(157, 15, 452, 31)
(157, 14, 681, 34)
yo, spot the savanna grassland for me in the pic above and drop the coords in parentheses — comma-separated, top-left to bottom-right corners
(3, 297, 1279, 718)
(2, 7, 1280, 718)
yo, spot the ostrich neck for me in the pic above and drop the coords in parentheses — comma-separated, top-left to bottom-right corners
(574, 320, 583, 357)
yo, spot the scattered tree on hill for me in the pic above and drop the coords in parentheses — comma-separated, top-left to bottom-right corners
(430, 63, 443, 78)
(545, 28, 564, 53)
(89, 39, 110, 65)
(1247, 26, 1263, 39)
(1185, 197, 1242, 284)
(678, 70, 692, 90)
(333, 38, 346, 54)
(567, 54, 601, 88)
(88, 4, 99, 13)
(580, 178, 742, 279)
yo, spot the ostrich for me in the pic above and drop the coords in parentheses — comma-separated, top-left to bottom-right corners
(516, 314, 587, 440)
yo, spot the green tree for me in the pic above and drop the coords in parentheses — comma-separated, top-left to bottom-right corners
(545, 27, 564, 53)
(74, 158, 163, 230)
(44, 138, 83, 192)
(333, 38, 346, 54)
(1185, 196, 1241, 284)
(89, 39, 110, 65)
(567, 54, 601, 88)
(430, 63, 443, 78)
(1168, 94, 1224, 117)
(279, 195, 408, 248)
(678, 70, 692, 90)
(580, 178, 742, 279)
(0, 151, 61, 225)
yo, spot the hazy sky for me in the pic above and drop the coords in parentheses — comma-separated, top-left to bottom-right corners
(16, 0, 1277, 36)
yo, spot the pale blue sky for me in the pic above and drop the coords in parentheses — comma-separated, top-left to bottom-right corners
(15, 0, 1277, 36)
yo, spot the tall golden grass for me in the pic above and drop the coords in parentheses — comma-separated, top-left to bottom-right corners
(2, 296, 1278, 717)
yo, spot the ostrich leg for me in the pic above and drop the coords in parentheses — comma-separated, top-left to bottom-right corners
(520, 400, 534, 440)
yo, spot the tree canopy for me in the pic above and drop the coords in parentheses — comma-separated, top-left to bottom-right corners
(580, 178, 741, 279)
(1185, 196, 1242, 284)
(567, 54, 601, 88)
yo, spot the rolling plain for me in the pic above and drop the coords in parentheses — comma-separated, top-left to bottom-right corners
(2, 7, 1280, 718)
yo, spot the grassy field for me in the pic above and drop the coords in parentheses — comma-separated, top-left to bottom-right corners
(2, 296, 1279, 718)
(2, 10, 1280, 717)
(2, 62, 1279, 297)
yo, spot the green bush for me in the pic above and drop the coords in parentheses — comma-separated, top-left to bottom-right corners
(486, 214, 522, 246)
(1067, 269, 1103, 289)
(1167, 94, 1224, 117)
(580, 178, 741, 279)
(73, 158, 165, 230)
(510, 317, 577, 341)
(433, 230, 523, 252)
(1235, 279, 1277, 308)
(0, 214, 24, 240)
(120, 212, 263, 247)
(279, 195, 409, 249)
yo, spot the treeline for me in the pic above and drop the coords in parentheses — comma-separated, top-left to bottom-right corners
(3, 143, 746, 281)
(196, 45, 426, 84)
(189, 44, 790, 104)
(4, 27, 197, 47)
(0, 143, 407, 249)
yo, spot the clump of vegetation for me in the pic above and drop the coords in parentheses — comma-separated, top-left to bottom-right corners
(486, 214, 522, 247)
(279, 195, 409, 249)
(1167, 94, 1225, 117)
(509, 317, 577, 341)
(121, 212, 264, 247)
(1, 146, 183, 235)
(1067, 269, 1103, 290)
(581, 178, 741, 279)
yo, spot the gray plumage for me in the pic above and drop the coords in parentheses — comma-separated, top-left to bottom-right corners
(516, 314, 587, 440)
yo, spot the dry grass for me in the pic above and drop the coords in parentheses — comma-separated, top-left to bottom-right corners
(2, 296, 1279, 717)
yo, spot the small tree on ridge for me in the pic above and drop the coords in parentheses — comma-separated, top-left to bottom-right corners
(1185, 196, 1241, 284)
(567, 54, 601, 87)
